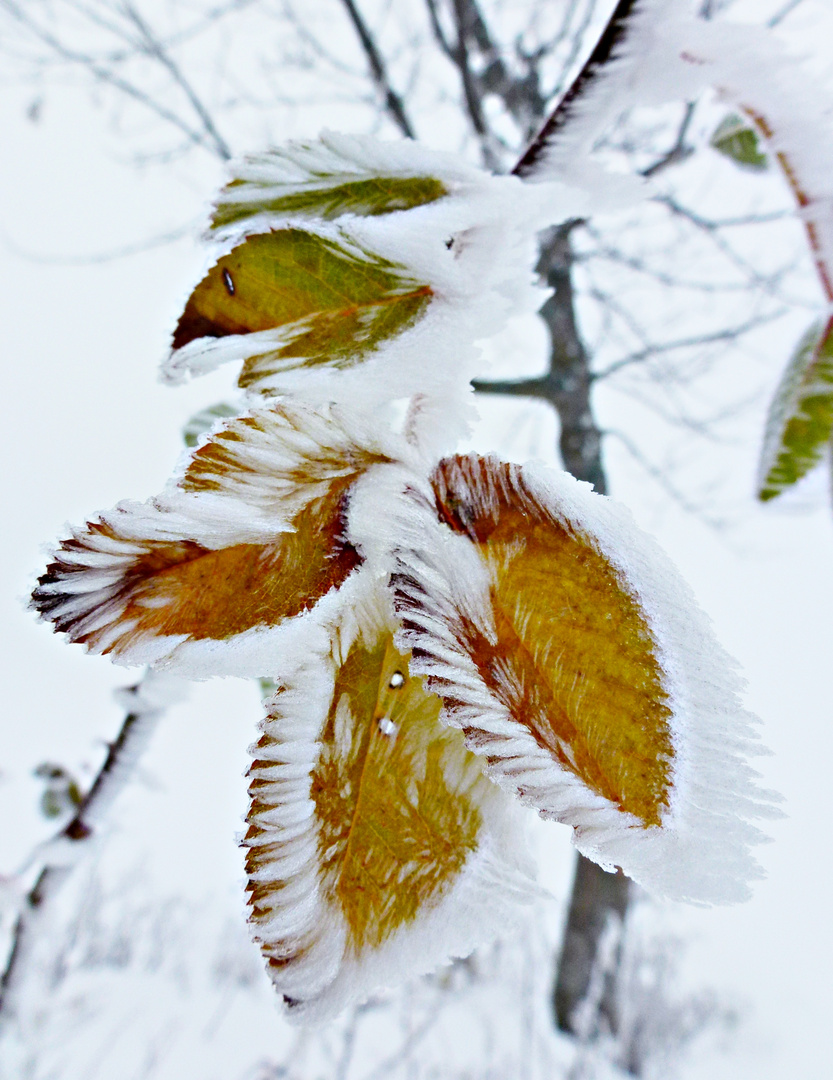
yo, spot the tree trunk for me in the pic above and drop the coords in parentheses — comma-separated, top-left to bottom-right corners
(475, 219, 631, 1038)
(536, 222, 631, 1039)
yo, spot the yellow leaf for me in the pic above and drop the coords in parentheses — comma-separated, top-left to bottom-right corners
(245, 587, 532, 1017)
(430, 455, 673, 826)
(392, 454, 774, 903)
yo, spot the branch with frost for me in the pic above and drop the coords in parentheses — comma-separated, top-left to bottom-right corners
(0, 670, 183, 1029)
(26, 136, 776, 1032)
(4, 2, 812, 1062)
(513, 0, 638, 178)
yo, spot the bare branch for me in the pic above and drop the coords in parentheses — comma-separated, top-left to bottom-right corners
(472, 375, 553, 398)
(278, 0, 364, 77)
(581, 225, 792, 295)
(653, 199, 793, 230)
(338, 0, 415, 139)
(655, 196, 810, 302)
(448, 0, 502, 169)
(0, 0, 226, 159)
(456, 0, 546, 135)
(605, 427, 730, 526)
(640, 102, 696, 178)
(1, 216, 200, 265)
(423, 0, 457, 61)
(121, 3, 232, 160)
(768, 0, 805, 28)
(555, 863, 629, 1042)
(477, 220, 607, 491)
(593, 310, 788, 381)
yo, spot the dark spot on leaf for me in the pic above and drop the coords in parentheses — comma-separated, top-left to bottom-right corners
(222, 268, 235, 295)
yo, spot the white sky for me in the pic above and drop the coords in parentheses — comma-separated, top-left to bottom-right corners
(1, 3, 832, 1077)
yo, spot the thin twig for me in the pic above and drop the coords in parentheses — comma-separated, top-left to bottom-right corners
(338, 0, 415, 138)
(459, 0, 545, 134)
(0, 0, 223, 158)
(653, 198, 792, 230)
(0, 217, 200, 265)
(423, 0, 457, 61)
(472, 376, 552, 398)
(448, 0, 501, 169)
(640, 102, 696, 178)
(768, 0, 805, 28)
(593, 310, 788, 380)
(605, 427, 729, 527)
(544, 0, 598, 106)
(656, 194, 808, 301)
(122, 3, 233, 160)
(581, 226, 790, 295)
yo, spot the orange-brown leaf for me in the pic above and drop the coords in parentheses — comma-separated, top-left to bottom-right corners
(33, 483, 359, 657)
(31, 402, 394, 666)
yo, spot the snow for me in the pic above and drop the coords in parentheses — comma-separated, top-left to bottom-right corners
(3, 0, 833, 1075)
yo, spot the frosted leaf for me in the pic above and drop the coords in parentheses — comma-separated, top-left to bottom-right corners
(169, 229, 433, 390)
(210, 132, 452, 233)
(163, 134, 587, 433)
(31, 401, 405, 676)
(244, 581, 534, 1021)
(390, 454, 778, 904)
(758, 317, 833, 500)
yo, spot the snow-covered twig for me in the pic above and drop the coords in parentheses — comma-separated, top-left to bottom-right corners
(512, 0, 638, 177)
(0, 670, 184, 1031)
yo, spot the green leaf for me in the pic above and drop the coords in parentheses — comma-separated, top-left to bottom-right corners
(212, 175, 448, 231)
(209, 139, 448, 231)
(758, 318, 833, 500)
(257, 677, 278, 701)
(34, 763, 83, 819)
(171, 228, 433, 391)
(182, 402, 238, 447)
(710, 114, 768, 171)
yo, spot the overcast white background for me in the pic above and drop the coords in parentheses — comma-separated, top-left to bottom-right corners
(1, 2, 832, 1077)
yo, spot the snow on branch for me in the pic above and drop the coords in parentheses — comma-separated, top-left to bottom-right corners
(0, 671, 184, 1032)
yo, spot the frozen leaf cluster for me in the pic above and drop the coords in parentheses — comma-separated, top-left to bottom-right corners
(31, 130, 777, 1020)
